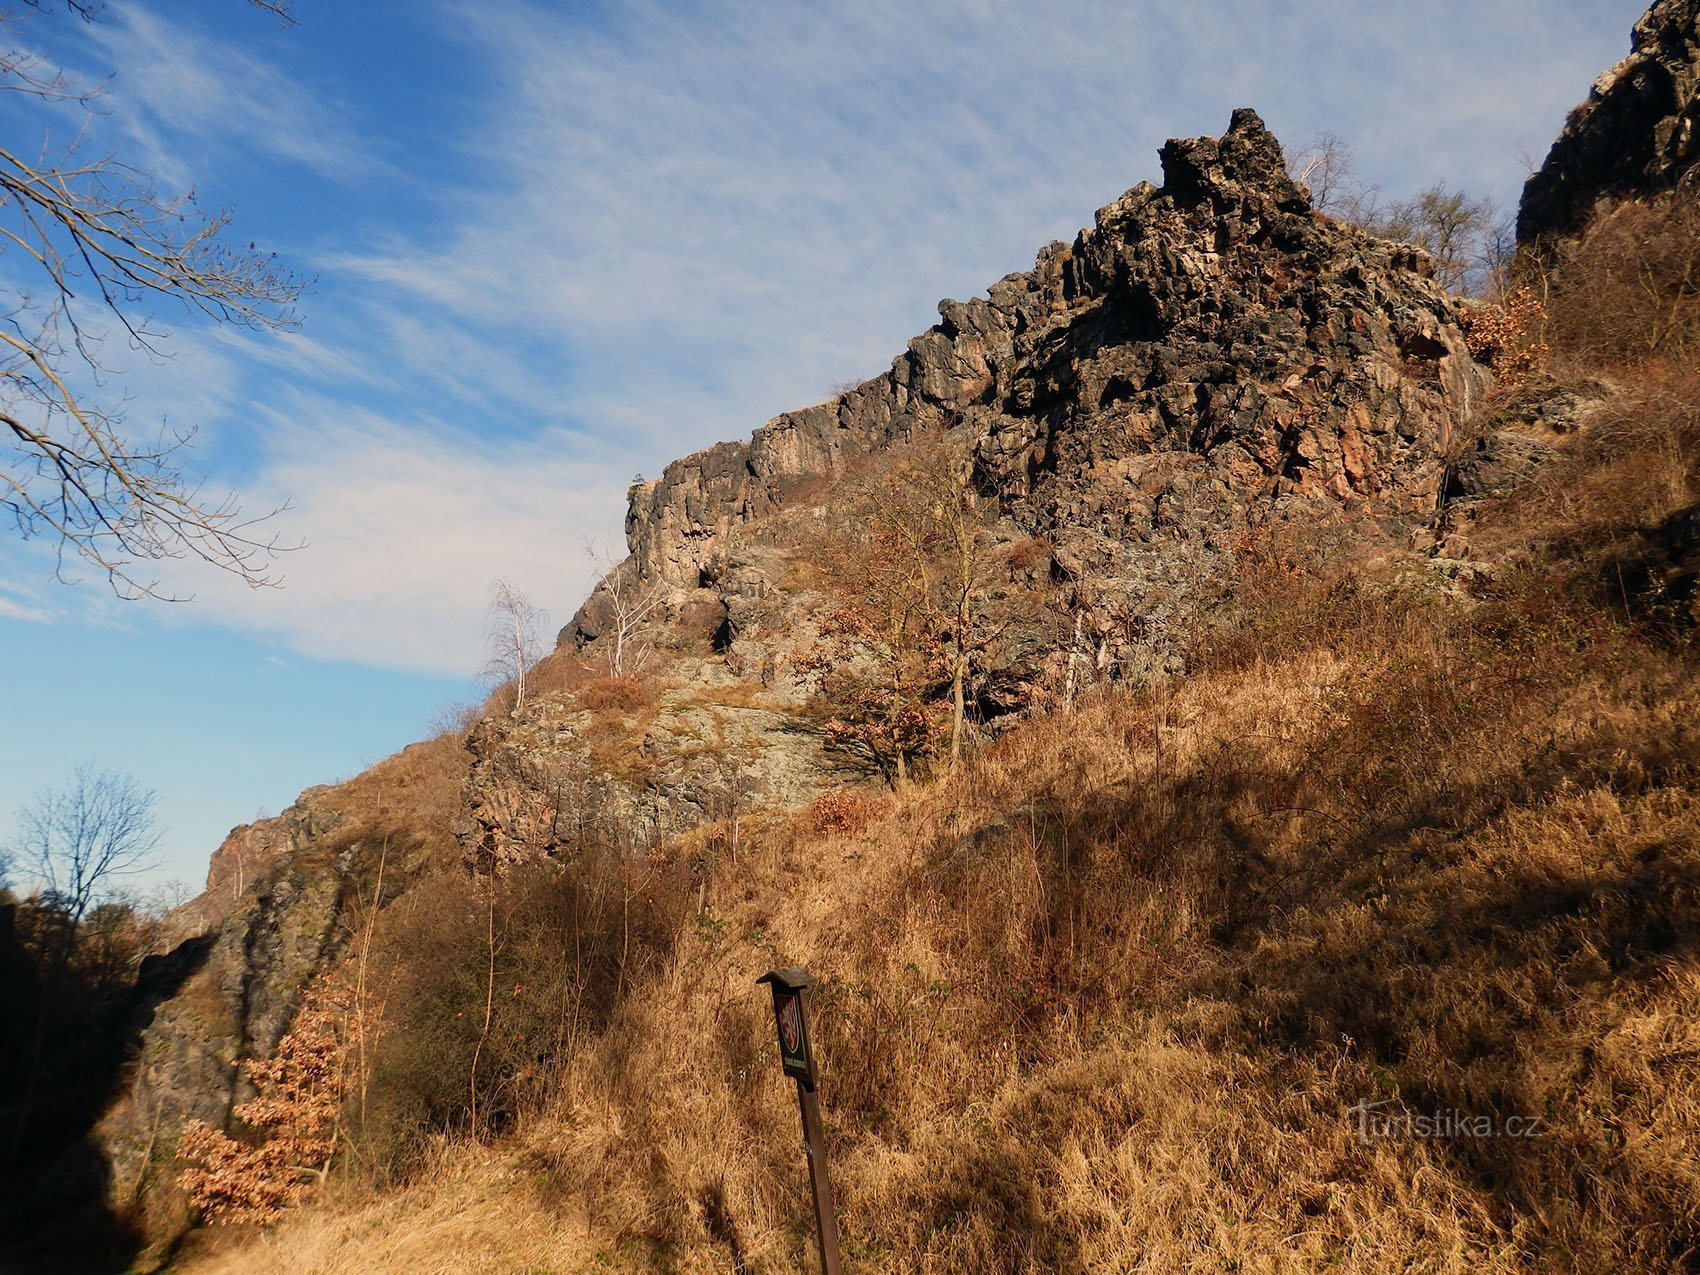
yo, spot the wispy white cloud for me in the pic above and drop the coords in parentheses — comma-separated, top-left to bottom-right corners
(80, 6, 373, 186)
(0, 586, 54, 624)
(148, 399, 627, 677)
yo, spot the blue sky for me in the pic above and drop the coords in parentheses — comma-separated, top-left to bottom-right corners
(0, 0, 1649, 892)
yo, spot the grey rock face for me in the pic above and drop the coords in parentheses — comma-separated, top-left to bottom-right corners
(1445, 432, 1559, 501)
(1519, 0, 1700, 245)
(456, 670, 839, 871)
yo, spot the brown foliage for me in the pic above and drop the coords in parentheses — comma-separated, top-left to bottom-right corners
(576, 675, 646, 712)
(177, 978, 351, 1225)
(805, 788, 879, 837)
(1543, 195, 1700, 370)
(1461, 286, 1549, 385)
(1004, 536, 1053, 571)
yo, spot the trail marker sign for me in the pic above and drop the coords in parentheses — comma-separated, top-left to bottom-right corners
(767, 970, 815, 1087)
(758, 966, 841, 1275)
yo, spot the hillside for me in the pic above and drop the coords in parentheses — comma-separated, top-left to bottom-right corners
(4, 2, 1697, 1272)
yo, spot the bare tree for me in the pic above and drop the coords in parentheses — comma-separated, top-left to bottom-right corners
(2, 3, 305, 600)
(1375, 184, 1499, 295)
(481, 577, 549, 714)
(1289, 129, 1357, 215)
(586, 539, 665, 677)
(876, 444, 1000, 766)
(8, 762, 161, 926)
(804, 437, 1005, 781)
(1288, 131, 1500, 296)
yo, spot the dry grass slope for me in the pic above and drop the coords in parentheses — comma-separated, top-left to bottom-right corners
(175, 567, 1700, 1272)
(169, 194, 1700, 1274)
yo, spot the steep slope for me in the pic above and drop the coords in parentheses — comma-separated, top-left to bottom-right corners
(60, 2, 1700, 1255)
(65, 106, 1503, 1269)
(64, 105, 1503, 1270)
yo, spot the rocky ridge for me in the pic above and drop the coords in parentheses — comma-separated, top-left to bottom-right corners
(472, 108, 1491, 876)
(571, 108, 1485, 703)
(1519, 0, 1700, 245)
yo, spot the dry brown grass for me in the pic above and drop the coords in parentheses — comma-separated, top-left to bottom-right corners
(177, 547, 1700, 1272)
(170, 1140, 597, 1274)
(1543, 196, 1700, 371)
(576, 675, 647, 712)
(1456, 195, 1700, 655)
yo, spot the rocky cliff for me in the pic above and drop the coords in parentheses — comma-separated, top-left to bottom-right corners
(89, 106, 1502, 1267)
(1519, 0, 1700, 244)
(89, 792, 354, 1258)
(472, 106, 1492, 879)
(572, 108, 1484, 699)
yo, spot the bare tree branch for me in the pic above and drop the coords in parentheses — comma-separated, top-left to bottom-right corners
(482, 577, 549, 714)
(585, 539, 665, 678)
(1, 5, 306, 599)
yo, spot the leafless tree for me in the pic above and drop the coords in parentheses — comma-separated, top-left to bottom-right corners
(8, 762, 161, 926)
(1375, 183, 1499, 295)
(586, 539, 665, 677)
(1288, 131, 1500, 296)
(2, 2, 304, 600)
(805, 437, 1006, 781)
(1289, 130, 1357, 215)
(481, 577, 549, 714)
(875, 443, 1000, 766)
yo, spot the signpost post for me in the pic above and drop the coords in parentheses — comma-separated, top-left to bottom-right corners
(758, 967, 842, 1275)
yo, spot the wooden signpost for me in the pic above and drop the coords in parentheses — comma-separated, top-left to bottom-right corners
(758, 967, 843, 1275)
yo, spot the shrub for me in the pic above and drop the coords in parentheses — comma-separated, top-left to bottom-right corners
(177, 978, 350, 1225)
(577, 676, 646, 713)
(1461, 286, 1549, 385)
(348, 851, 691, 1178)
(1544, 195, 1700, 370)
(806, 788, 878, 836)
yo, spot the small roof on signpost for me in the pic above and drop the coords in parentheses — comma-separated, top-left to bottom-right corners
(757, 966, 816, 991)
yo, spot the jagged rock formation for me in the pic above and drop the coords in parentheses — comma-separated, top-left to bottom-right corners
(92, 792, 355, 1262)
(1519, 0, 1700, 245)
(573, 108, 1486, 696)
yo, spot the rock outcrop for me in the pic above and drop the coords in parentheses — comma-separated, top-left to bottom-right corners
(1519, 0, 1700, 245)
(574, 108, 1486, 692)
(456, 666, 836, 870)
(92, 793, 355, 1264)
